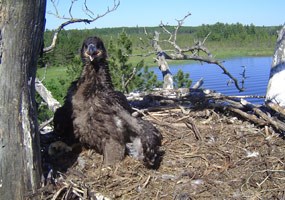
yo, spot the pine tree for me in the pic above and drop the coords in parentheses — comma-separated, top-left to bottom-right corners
(173, 69, 192, 88)
(108, 30, 162, 93)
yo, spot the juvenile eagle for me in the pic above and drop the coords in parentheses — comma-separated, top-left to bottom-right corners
(54, 36, 162, 168)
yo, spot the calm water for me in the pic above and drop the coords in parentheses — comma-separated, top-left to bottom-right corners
(152, 57, 272, 104)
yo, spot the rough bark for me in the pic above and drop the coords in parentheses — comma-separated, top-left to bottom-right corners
(0, 1, 46, 199)
(265, 25, 285, 106)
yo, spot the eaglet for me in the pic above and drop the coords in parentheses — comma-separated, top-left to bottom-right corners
(54, 36, 162, 168)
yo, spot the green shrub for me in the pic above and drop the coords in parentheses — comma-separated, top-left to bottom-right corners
(173, 69, 192, 88)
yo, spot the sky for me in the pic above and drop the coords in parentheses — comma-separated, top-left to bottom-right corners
(45, 0, 285, 30)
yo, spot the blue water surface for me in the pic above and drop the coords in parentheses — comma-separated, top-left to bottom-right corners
(152, 57, 272, 104)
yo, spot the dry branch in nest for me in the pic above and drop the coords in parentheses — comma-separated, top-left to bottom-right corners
(126, 88, 285, 134)
(35, 87, 285, 199)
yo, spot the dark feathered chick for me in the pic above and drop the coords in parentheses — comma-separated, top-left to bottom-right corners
(81, 36, 107, 64)
(54, 36, 162, 168)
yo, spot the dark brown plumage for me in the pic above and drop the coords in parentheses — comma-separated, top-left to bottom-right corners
(54, 36, 162, 168)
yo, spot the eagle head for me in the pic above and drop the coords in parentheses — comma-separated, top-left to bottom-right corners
(81, 36, 107, 64)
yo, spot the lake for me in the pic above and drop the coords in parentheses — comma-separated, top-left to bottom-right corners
(152, 56, 273, 104)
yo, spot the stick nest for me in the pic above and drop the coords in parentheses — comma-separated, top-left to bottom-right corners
(33, 90, 285, 200)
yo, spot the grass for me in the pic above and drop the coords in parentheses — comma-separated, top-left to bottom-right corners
(37, 65, 68, 83)
(37, 42, 275, 83)
(127, 49, 274, 67)
(37, 65, 71, 105)
(212, 48, 273, 59)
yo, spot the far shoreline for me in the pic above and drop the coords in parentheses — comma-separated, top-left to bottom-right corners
(134, 49, 274, 67)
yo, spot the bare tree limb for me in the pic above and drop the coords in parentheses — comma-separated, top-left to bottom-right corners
(50, 0, 60, 17)
(159, 13, 192, 53)
(39, 117, 54, 130)
(35, 78, 61, 112)
(170, 53, 244, 92)
(123, 67, 137, 91)
(266, 102, 285, 118)
(83, 0, 95, 17)
(191, 78, 204, 89)
(37, 0, 121, 120)
(140, 13, 245, 92)
(44, 0, 120, 53)
(152, 31, 174, 89)
(68, 0, 78, 18)
(127, 88, 285, 133)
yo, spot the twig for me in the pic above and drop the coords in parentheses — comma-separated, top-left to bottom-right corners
(123, 67, 137, 91)
(241, 169, 285, 191)
(44, 0, 120, 53)
(141, 175, 151, 189)
(51, 185, 67, 200)
(68, 0, 78, 18)
(184, 118, 202, 141)
(39, 117, 54, 130)
(83, 0, 95, 18)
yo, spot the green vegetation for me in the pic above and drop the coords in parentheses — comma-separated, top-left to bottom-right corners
(38, 23, 280, 103)
(37, 23, 280, 123)
(42, 23, 280, 67)
(173, 69, 192, 88)
(108, 30, 162, 93)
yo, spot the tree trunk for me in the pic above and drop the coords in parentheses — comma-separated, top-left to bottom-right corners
(0, 1, 46, 199)
(265, 25, 285, 106)
(153, 31, 174, 89)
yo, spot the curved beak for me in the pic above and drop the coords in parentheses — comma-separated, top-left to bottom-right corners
(85, 44, 103, 61)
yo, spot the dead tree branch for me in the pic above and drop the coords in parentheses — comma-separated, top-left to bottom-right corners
(140, 13, 245, 92)
(35, 78, 61, 112)
(123, 67, 137, 92)
(152, 31, 174, 89)
(266, 102, 285, 118)
(161, 14, 244, 92)
(37, 0, 120, 123)
(126, 88, 285, 134)
(44, 0, 120, 53)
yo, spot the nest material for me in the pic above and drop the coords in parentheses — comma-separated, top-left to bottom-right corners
(35, 89, 285, 200)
